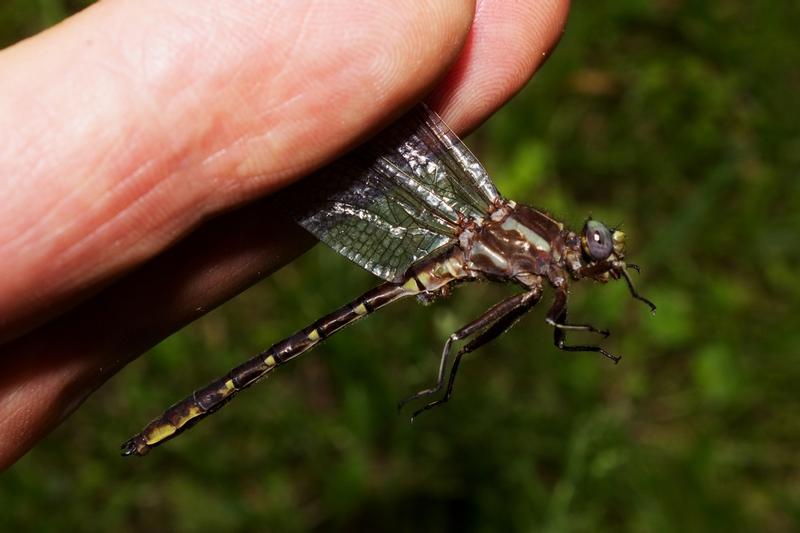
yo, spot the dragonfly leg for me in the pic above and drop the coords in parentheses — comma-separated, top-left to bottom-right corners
(399, 288, 542, 419)
(621, 267, 657, 313)
(545, 289, 610, 338)
(397, 335, 457, 412)
(547, 290, 620, 364)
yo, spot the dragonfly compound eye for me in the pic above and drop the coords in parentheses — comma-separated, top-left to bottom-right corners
(582, 220, 613, 261)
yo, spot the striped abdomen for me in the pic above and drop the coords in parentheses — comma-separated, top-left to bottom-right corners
(121, 248, 470, 456)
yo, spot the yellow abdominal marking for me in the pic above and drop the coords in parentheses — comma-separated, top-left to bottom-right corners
(145, 405, 206, 445)
(354, 303, 368, 315)
(224, 379, 235, 392)
(184, 405, 202, 420)
(415, 271, 433, 288)
(403, 278, 420, 293)
(265, 354, 278, 366)
(306, 329, 320, 342)
(145, 424, 176, 445)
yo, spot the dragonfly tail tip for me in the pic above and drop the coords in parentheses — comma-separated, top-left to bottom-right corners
(120, 438, 147, 457)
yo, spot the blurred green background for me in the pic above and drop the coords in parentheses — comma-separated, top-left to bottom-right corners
(2, 1, 799, 531)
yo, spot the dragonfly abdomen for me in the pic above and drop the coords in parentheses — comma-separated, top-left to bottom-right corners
(121, 281, 416, 456)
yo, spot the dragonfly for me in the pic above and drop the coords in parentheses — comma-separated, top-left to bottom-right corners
(121, 104, 655, 456)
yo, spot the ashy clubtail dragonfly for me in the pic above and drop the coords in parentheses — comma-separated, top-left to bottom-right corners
(121, 104, 655, 456)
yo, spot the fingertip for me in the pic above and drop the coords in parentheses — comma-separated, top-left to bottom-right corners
(428, 0, 571, 134)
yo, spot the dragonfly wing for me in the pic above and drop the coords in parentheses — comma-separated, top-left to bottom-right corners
(376, 104, 501, 218)
(291, 156, 457, 282)
(289, 104, 502, 282)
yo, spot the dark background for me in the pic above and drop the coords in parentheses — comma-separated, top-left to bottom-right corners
(2, 1, 799, 531)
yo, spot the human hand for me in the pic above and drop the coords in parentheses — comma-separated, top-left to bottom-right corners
(0, 0, 569, 468)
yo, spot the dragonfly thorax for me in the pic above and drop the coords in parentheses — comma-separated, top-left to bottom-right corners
(462, 202, 568, 285)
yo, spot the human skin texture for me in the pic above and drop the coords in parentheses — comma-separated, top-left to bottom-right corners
(0, 0, 570, 469)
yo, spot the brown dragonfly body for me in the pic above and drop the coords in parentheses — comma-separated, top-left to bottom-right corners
(122, 106, 654, 456)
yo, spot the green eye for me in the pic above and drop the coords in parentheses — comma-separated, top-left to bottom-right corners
(583, 220, 613, 261)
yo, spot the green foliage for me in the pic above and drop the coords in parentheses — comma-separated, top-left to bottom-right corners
(3, 1, 799, 531)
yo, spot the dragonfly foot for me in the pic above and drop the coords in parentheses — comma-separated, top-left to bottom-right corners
(396, 398, 411, 413)
(410, 399, 447, 422)
(397, 385, 441, 412)
(398, 387, 452, 421)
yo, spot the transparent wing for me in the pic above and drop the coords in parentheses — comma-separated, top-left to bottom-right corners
(378, 104, 501, 217)
(289, 104, 502, 282)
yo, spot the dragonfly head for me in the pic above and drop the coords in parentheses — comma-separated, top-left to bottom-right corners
(575, 218, 656, 313)
(581, 219, 625, 262)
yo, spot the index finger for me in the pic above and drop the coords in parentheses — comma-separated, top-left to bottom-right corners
(0, 0, 476, 341)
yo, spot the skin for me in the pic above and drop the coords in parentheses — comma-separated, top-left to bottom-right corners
(0, 0, 570, 469)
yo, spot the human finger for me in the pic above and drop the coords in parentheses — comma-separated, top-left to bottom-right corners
(0, 0, 475, 341)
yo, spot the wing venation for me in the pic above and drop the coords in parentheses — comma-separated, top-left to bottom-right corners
(288, 104, 502, 282)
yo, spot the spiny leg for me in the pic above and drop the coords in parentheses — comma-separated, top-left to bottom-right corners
(621, 267, 657, 313)
(397, 333, 456, 412)
(545, 289, 610, 338)
(409, 289, 542, 420)
(399, 289, 541, 414)
(553, 321, 620, 363)
(548, 292, 620, 364)
(397, 291, 535, 411)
